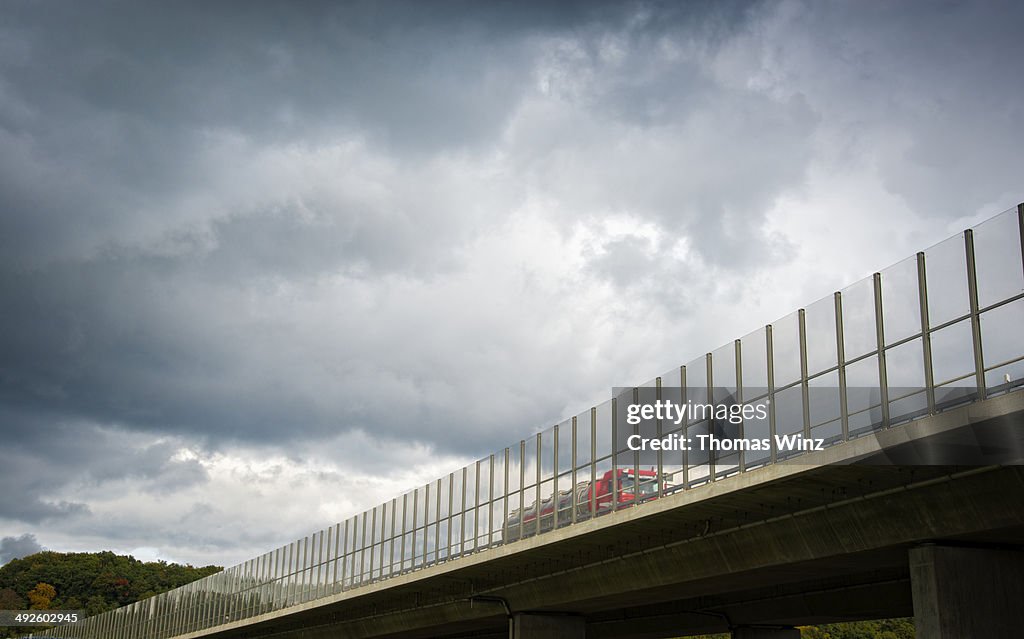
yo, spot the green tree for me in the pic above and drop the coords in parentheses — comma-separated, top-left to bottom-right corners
(0, 587, 24, 610)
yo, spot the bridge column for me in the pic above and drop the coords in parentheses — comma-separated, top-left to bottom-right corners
(512, 612, 585, 639)
(910, 545, 1024, 638)
(731, 628, 800, 639)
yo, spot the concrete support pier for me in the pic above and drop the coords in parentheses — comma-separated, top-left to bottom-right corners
(731, 628, 800, 639)
(910, 545, 1024, 638)
(512, 613, 585, 639)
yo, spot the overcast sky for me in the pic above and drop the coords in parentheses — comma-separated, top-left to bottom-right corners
(1, 0, 1022, 568)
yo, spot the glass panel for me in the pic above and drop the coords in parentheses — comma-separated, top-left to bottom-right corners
(440, 517, 453, 559)
(685, 354, 707, 405)
(930, 319, 976, 391)
(522, 437, 538, 490)
(462, 464, 475, 521)
(462, 512, 475, 555)
(886, 337, 927, 423)
(659, 366, 683, 406)
(489, 501, 503, 544)
(425, 523, 437, 561)
(842, 277, 878, 360)
(415, 486, 427, 530)
(845, 354, 883, 435)
(886, 337, 925, 387)
(453, 468, 465, 517)
(505, 490, 520, 541)
(538, 478, 555, 534)
(504, 446, 519, 498)
(981, 297, 1024, 392)
(925, 233, 970, 327)
(555, 470, 573, 528)
(557, 418, 572, 476)
(711, 343, 737, 403)
(404, 529, 416, 565)
(772, 310, 802, 387)
(742, 384, 771, 468)
(614, 387, 634, 456)
(741, 328, 769, 398)
(378, 503, 390, 544)
(773, 383, 803, 438)
(595, 399, 613, 459)
(656, 370, 686, 490)
(973, 207, 1024, 309)
(492, 452, 506, 504)
(540, 427, 555, 482)
(476, 459, 490, 510)
(880, 255, 921, 344)
(593, 457, 613, 515)
(634, 384, 660, 475)
(415, 528, 427, 565)
(805, 295, 838, 376)
(575, 408, 592, 468)
(809, 370, 842, 442)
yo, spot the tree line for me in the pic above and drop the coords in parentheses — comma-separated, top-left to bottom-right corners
(0, 550, 221, 638)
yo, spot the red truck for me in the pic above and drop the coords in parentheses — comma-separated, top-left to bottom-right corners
(505, 467, 667, 541)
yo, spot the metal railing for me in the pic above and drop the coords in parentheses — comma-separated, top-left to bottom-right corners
(30, 204, 1024, 639)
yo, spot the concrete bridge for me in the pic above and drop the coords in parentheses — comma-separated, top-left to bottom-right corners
(34, 204, 1024, 639)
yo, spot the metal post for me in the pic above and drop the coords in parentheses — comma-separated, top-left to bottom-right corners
(341, 518, 349, 591)
(680, 365, 689, 487)
(534, 433, 542, 536)
(706, 353, 715, 480)
(473, 459, 481, 550)
(571, 416, 578, 524)
(874, 272, 891, 427)
(412, 486, 419, 567)
(590, 407, 597, 517)
(1018, 203, 1024, 282)
(518, 440, 525, 541)
(359, 515, 367, 586)
(734, 338, 744, 472)
(399, 496, 406, 574)
(553, 424, 559, 526)
(798, 308, 811, 439)
(835, 292, 849, 441)
(423, 481, 431, 563)
(488, 454, 495, 546)
(766, 325, 777, 464)
(502, 447, 509, 543)
(917, 252, 936, 413)
(632, 387, 640, 503)
(965, 229, 987, 398)
(320, 528, 330, 598)
(333, 523, 342, 592)
(435, 478, 442, 561)
(447, 471, 454, 559)
(656, 376, 664, 497)
(611, 397, 619, 503)
(300, 538, 308, 603)
(460, 466, 468, 555)
(372, 509, 380, 585)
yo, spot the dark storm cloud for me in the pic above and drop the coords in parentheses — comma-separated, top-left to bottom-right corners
(1, 0, 1023, 564)
(0, 533, 43, 564)
(1, 0, 545, 269)
(0, 403, 210, 527)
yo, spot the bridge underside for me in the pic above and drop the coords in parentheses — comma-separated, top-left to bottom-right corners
(193, 397, 1024, 639)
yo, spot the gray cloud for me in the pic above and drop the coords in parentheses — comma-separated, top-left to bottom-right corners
(1, 0, 1022, 566)
(0, 533, 43, 565)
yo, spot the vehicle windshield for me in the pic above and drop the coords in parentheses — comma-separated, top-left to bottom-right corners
(619, 475, 660, 497)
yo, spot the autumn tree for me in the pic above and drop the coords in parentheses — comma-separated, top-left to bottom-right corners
(27, 582, 56, 609)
